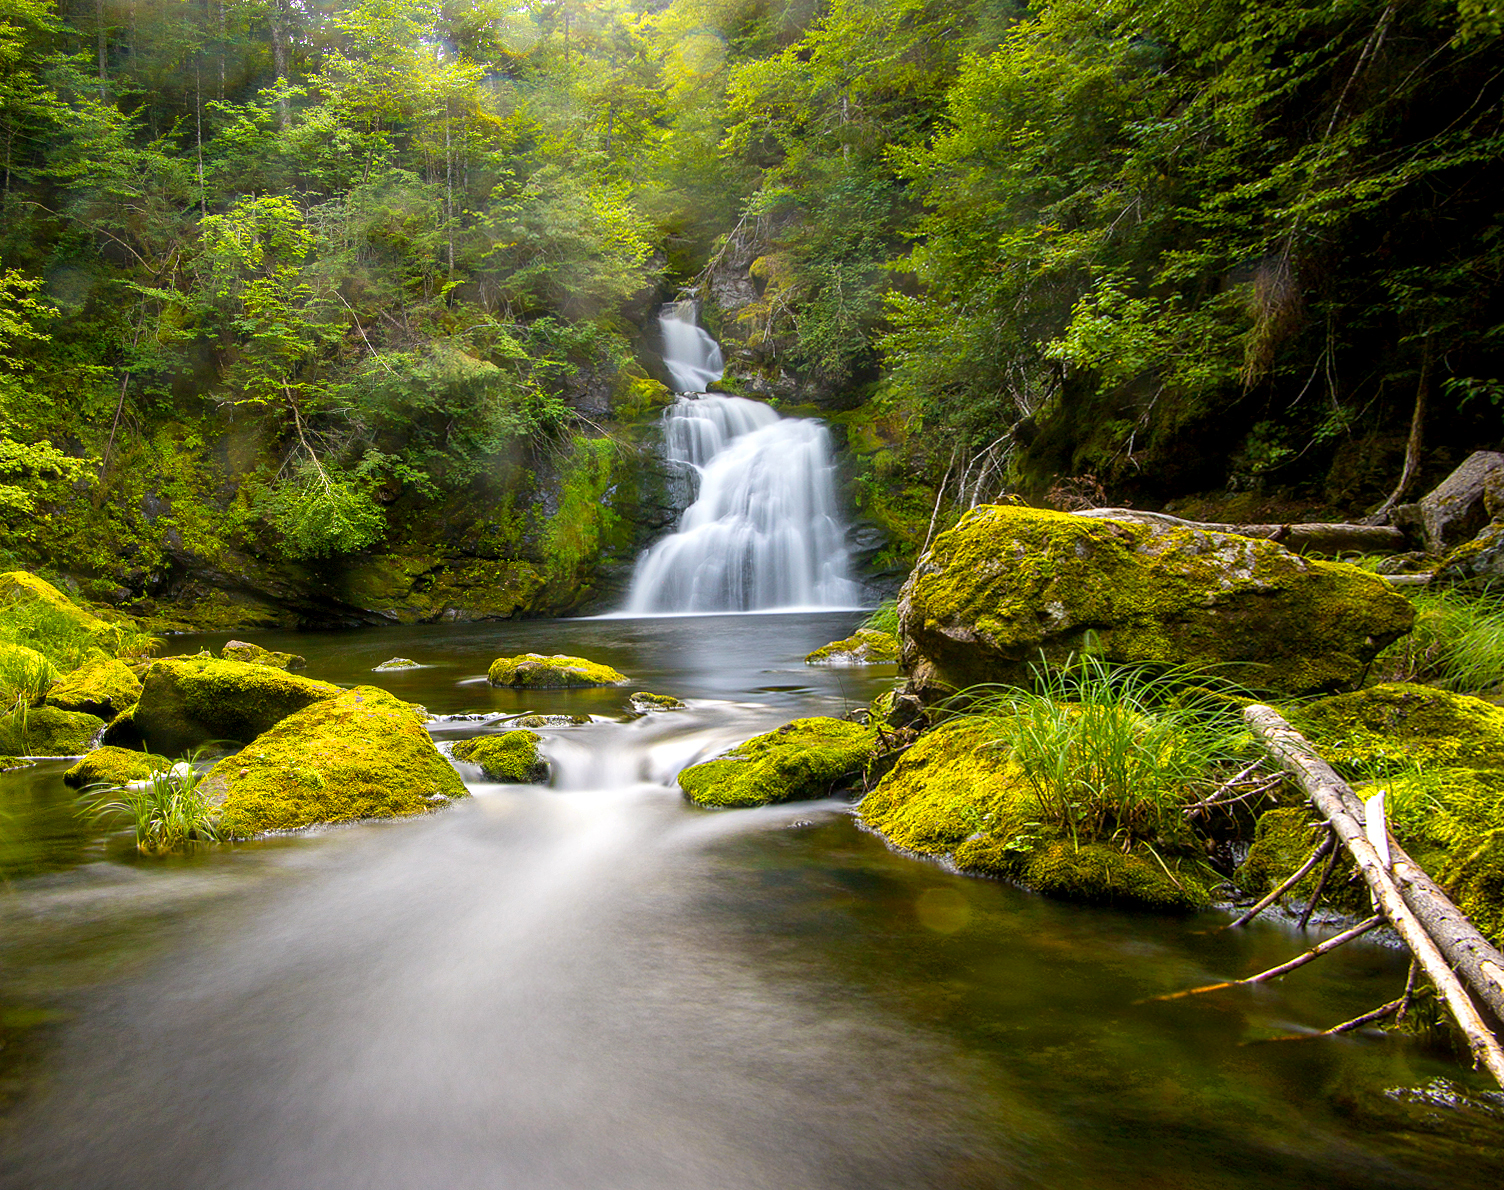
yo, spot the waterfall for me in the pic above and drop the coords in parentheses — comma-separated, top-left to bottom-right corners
(658, 300, 724, 394)
(622, 395, 861, 614)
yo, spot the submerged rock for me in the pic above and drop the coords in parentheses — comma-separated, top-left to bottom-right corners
(804, 628, 900, 665)
(372, 657, 421, 672)
(859, 718, 1210, 912)
(0, 705, 105, 756)
(898, 505, 1413, 699)
(511, 713, 591, 727)
(452, 731, 548, 783)
(207, 686, 467, 836)
(678, 717, 877, 808)
(487, 653, 629, 688)
(64, 745, 172, 788)
(119, 657, 341, 755)
(221, 640, 307, 670)
(46, 657, 142, 720)
(628, 691, 685, 712)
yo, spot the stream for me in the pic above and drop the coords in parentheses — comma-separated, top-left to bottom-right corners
(3, 613, 1503, 1188)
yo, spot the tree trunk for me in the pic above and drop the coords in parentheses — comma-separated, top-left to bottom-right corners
(1368, 334, 1432, 525)
(95, 0, 108, 102)
(1074, 508, 1408, 555)
(269, 0, 290, 129)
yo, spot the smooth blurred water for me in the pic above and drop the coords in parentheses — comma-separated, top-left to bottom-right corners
(658, 301, 724, 394)
(2, 613, 1502, 1189)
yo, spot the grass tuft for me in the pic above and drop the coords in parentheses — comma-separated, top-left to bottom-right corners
(78, 754, 220, 855)
(860, 598, 899, 636)
(1377, 586, 1504, 694)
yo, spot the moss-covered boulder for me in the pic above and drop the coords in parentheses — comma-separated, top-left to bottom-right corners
(512, 713, 591, 727)
(859, 718, 1211, 912)
(0, 571, 110, 634)
(628, 691, 685, 712)
(127, 657, 341, 755)
(678, 717, 877, 808)
(221, 640, 307, 670)
(1289, 682, 1504, 773)
(0, 755, 31, 770)
(898, 505, 1414, 698)
(1440, 830, 1504, 948)
(452, 731, 548, 783)
(373, 657, 420, 671)
(805, 628, 900, 665)
(487, 653, 628, 688)
(46, 657, 142, 719)
(0, 705, 106, 755)
(63, 745, 172, 789)
(206, 686, 467, 836)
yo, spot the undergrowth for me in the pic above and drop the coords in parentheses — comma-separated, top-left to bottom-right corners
(1376, 586, 1504, 694)
(79, 756, 220, 856)
(861, 598, 899, 635)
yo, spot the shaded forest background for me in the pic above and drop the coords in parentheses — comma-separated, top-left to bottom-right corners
(0, 0, 1500, 624)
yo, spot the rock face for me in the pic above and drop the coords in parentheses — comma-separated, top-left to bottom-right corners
(805, 629, 900, 665)
(487, 653, 628, 688)
(64, 745, 172, 788)
(451, 731, 548, 783)
(46, 658, 142, 719)
(1416, 451, 1504, 554)
(207, 686, 467, 835)
(678, 717, 876, 808)
(124, 657, 341, 755)
(898, 505, 1414, 698)
(0, 705, 105, 755)
(221, 640, 307, 670)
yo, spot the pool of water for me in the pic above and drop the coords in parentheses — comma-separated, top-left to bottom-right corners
(2, 612, 1502, 1188)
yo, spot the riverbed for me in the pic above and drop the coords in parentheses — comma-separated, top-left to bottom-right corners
(2, 612, 1502, 1188)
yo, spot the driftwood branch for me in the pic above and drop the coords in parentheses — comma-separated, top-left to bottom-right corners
(1073, 508, 1408, 556)
(1148, 915, 1383, 1002)
(1223, 829, 1334, 930)
(1245, 704, 1504, 1087)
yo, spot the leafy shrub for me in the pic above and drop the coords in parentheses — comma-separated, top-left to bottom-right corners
(0, 646, 57, 711)
(260, 457, 386, 559)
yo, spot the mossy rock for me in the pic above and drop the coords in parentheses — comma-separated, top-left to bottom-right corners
(629, 691, 685, 712)
(0, 643, 59, 692)
(452, 731, 548, 783)
(0, 705, 106, 756)
(679, 717, 878, 808)
(1439, 829, 1504, 947)
(898, 505, 1414, 698)
(206, 686, 467, 836)
(373, 657, 420, 671)
(1289, 683, 1504, 773)
(0, 755, 32, 771)
(0, 571, 110, 634)
(859, 718, 1211, 912)
(129, 657, 341, 755)
(46, 657, 143, 720)
(63, 745, 172, 789)
(487, 653, 628, 688)
(512, 713, 591, 727)
(805, 629, 900, 665)
(221, 640, 307, 670)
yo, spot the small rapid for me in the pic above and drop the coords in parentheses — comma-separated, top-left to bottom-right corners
(658, 300, 724, 393)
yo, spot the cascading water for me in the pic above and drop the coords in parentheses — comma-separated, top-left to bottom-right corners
(658, 300, 724, 393)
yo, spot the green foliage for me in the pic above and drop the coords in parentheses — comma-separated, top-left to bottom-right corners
(260, 456, 386, 560)
(860, 598, 899, 635)
(78, 758, 221, 856)
(1378, 587, 1504, 694)
(0, 595, 98, 671)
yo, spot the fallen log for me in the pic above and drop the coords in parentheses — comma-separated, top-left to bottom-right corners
(1244, 704, 1504, 1087)
(1074, 508, 1409, 556)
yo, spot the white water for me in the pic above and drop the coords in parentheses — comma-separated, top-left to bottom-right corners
(659, 300, 724, 393)
(622, 396, 860, 614)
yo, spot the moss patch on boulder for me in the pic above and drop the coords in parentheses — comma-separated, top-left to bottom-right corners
(63, 745, 172, 789)
(629, 691, 685, 712)
(452, 731, 548, 783)
(805, 629, 900, 665)
(898, 505, 1413, 698)
(488, 653, 628, 688)
(129, 657, 341, 755)
(678, 717, 877, 808)
(221, 640, 307, 670)
(207, 686, 467, 836)
(0, 571, 110, 634)
(1289, 682, 1504, 773)
(46, 658, 143, 720)
(0, 705, 105, 755)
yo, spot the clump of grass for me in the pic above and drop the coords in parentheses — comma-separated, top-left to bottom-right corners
(79, 756, 220, 855)
(954, 656, 1250, 849)
(0, 596, 96, 670)
(1376, 586, 1504, 694)
(861, 598, 899, 635)
(0, 646, 58, 712)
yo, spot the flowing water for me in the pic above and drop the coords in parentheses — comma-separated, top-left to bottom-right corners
(658, 301, 724, 394)
(2, 615, 1503, 1189)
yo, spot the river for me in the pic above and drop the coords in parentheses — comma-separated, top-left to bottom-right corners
(2, 612, 1502, 1188)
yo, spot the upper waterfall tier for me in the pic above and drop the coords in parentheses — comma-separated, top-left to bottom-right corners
(622, 396, 860, 615)
(658, 300, 724, 393)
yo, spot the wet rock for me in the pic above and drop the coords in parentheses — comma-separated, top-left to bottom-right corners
(63, 745, 172, 788)
(898, 505, 1414, 700)
(372, 657, 421, 671)
(511, 713, 591, 727)
(1417, 451, 1504, 554)
(0, 705, 105, 756)
(805, 629, 900, 666)
(628, 691, 685, 712)
(46, 658, 142, 720)
(452, 731, 548, 783)
(205, 686, 467, 835)
(221, 640, 307, 670)
(678, 717, 877, 808)
(487, 653, 629, 688)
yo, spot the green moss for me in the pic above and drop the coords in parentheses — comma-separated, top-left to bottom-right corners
(208, 686, 467, 836)
(678, 717, 878, 808)
(804, 629, 900, 665)
(0, 755, 32, 771)
(0, 705, 106, 755)
(1290, 682, 1504, 773)
(612, 366, 675, 422)
(963, 837, 1210, 912)
(902, 505, 1414, 696)
(45, 658, 143, 719)
(0, 571, 109, 633)
(544, 436, 626, 590)
(221, 640, 307, 670)
(488, 653, 628, 688)
(63, 745, 172, 789)
(1439, 829, 1504, 947)
(373, 657, 420, 671)
(512, 713, 591, 727)
(451, 731, 548, 783)
(131, 657, 341, 754)
(628, 691, 685, 711)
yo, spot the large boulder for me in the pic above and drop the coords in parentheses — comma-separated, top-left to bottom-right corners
(0, 705, 105, 755)
(678, 717, 876, 808)
(46, 657, 142, 719)
(123, 657, 340, 755)
(487, 653, 628, 688)
(0, 571, 110, 634)
(1416, 451, 1504, 554)
(898, 505, 1414, 698)
(206, 686, 467, 836)
(451, 731, 548, 783)
(1434, 520, 1504, 584)
(63, 745, 172, 788)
